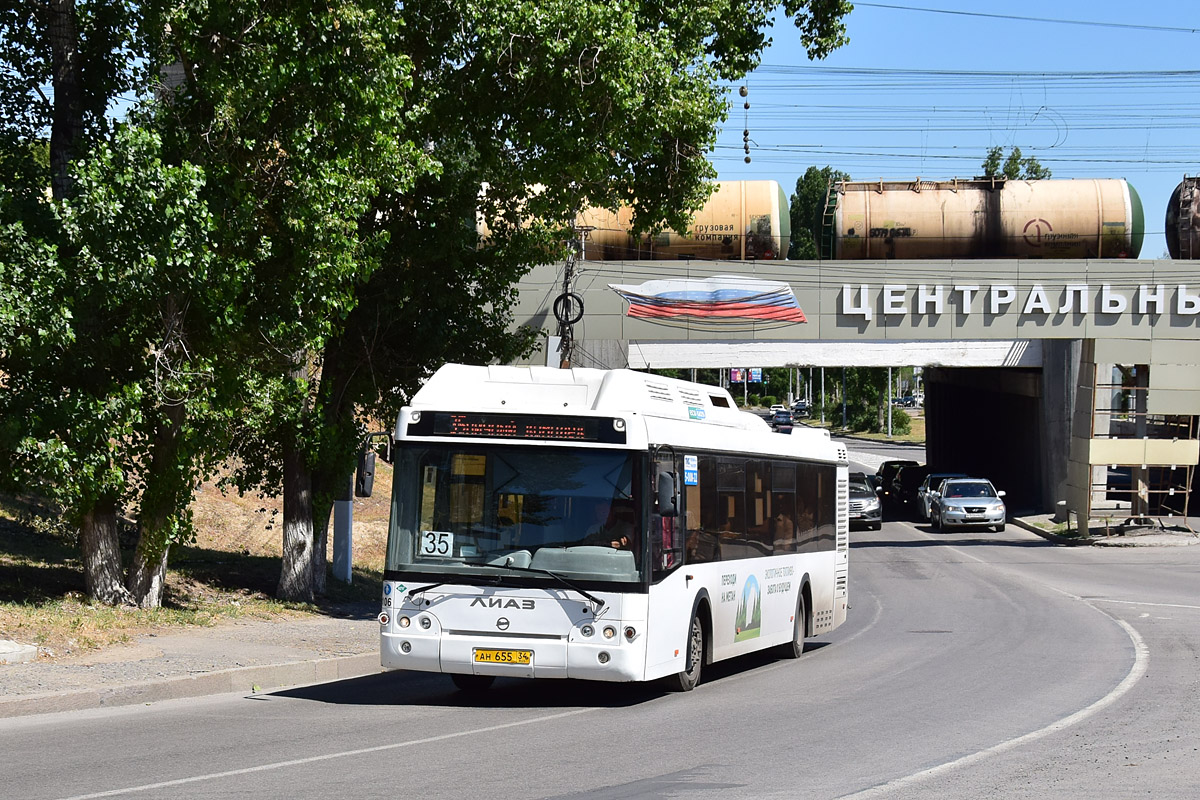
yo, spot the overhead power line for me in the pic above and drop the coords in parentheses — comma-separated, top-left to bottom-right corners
(853, 3, 1200, 35)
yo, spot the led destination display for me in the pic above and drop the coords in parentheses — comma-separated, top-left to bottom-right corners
(407, 411, 627, 444)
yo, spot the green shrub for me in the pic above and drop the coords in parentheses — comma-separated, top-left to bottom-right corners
(848, 406, 912, 434)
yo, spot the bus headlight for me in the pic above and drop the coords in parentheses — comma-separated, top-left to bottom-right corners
(419, 616, 432, 629)
(624, 626, 637, 641)
(581, 624, 594, 637)
(400, 641, 411, 653)
(603, 626, 617, 639)
(598, 652, 610, 664)
(398, 616, 411, 628)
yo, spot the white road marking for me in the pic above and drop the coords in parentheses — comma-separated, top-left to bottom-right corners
(1092, 598, 1200, 611)
(833, 522, 1152, 799)
(56, 708, 596, 799)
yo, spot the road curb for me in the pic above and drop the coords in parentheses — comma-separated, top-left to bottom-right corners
(1012, 516, 1200, 547)
(0, 652, 381, 720)
(1011, 516, 1092, 546)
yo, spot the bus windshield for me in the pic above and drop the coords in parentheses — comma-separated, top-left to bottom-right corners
(387, 444, 643, 583)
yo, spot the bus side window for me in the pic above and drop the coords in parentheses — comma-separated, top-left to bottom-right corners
(689, 455, 720, 564)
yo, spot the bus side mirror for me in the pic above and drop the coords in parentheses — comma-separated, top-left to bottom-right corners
(356, 450, 377, 498)
(656, 472, 678, 517)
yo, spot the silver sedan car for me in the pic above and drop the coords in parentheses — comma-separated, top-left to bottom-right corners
(929, 478, 1007, 532)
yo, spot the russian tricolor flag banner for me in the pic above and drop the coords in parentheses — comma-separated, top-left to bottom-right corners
(609, 276, 807, 325)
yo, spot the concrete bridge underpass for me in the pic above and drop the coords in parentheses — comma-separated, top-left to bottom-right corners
(510, 258, 1200, 524)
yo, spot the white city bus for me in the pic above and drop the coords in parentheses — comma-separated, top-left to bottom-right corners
(378, 364, 848, 691)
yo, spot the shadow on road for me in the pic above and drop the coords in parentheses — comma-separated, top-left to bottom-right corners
(270, 643, 831, 710)
(852, 526, 1056, 549)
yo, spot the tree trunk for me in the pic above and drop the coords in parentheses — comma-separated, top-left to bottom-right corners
(312, 499, 331, 596)
(127, 401, 188, 608)
(80, 496, 134, 606)
(309, 337, 361, 595)
(48, 0, 84, 201)
(126, 542, 170, 609)
(278, 435, 315, 602)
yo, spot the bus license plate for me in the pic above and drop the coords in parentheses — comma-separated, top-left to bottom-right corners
(474, 649, 532, 665)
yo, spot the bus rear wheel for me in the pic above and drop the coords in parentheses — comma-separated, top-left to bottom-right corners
(451, 673, 495, 694)
(665, 613, 705, 692)
(780, 592, 807, 659)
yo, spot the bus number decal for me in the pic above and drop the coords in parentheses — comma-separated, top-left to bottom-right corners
(420, 530, 454, 557)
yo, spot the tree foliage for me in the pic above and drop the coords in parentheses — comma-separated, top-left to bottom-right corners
(0, 125, 236, 605)
(982, 146, 1051, 180)
(1, 0, 853, 605)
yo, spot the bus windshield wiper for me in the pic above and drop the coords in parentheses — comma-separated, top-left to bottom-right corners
(470, 559, 606, 611)
(407, 582, 446, 600)
(407, 573, 501, 601)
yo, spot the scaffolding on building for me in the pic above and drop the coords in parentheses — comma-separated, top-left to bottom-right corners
(1085, 363, 1196, 533)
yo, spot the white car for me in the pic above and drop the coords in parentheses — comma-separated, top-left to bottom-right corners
(930, 478, 1007, 532)
(769, 404, 786, 413)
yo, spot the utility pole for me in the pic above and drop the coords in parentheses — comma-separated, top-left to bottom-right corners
(887, 365, 893, 437)
(553, 227, 590, 368)
(841, 367, 847, 429)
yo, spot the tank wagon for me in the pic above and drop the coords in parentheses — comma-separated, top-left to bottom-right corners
(1165, 177, 1200, 260)
(578, 179, 790, 261)
(821, 178, 1144, 260)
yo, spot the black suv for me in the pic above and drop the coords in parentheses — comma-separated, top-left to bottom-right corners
(876, 459, 918, 511)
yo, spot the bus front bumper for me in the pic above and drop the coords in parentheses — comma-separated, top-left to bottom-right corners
(381, 631, 644, 682)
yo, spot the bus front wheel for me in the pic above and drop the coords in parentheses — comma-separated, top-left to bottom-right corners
(665, 612, 705, 692)
(780, 592, 807, 659)
(451, 673, 495, 694)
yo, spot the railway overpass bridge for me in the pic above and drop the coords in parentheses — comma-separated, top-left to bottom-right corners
(511, 257, 1200, 523)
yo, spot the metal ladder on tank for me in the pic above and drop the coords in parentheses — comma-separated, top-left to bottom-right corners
(1180, 177, 1195, 260)
(819, 187, 839, 260)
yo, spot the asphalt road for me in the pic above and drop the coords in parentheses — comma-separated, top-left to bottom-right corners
(4, 443, 1199, 799)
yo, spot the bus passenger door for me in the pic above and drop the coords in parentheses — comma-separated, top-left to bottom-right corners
(651, 452, 683, 577)
(644, 450, 691, 681)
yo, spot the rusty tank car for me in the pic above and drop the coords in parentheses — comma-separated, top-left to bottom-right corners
(1165, 177, 1200, 259)
(821, 178, 1144, 260)
(578, 180, 790, 261)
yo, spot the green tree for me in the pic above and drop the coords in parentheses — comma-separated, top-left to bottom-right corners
(981, 146, 1051, 180)
(0, 126, 238, 606)
(789, 165, 849, 259)
(1, 0, 854, 606)
(0, 1, 190, 606)
(215, 0, 855, 601)
(154, 0, 435, 602)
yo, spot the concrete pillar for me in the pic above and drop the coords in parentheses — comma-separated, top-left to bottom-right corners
(1131, 365, 1150, 516)
(1040, 339, 1081, 513)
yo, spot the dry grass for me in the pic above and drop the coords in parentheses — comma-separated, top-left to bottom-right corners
(0, 462, 393, 660)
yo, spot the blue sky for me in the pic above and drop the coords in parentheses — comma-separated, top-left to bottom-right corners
(713, 1, 1200, 256)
